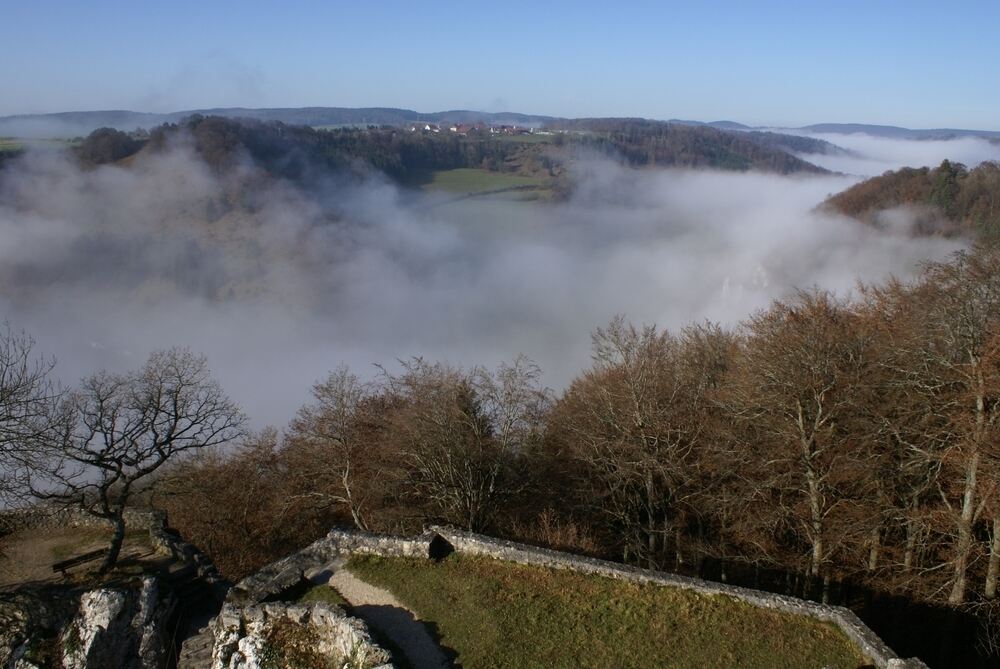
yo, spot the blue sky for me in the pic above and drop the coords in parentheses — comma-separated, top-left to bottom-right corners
(2, 0, 998, 128)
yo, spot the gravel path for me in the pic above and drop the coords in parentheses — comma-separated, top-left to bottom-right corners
(329, 568, 451, 669)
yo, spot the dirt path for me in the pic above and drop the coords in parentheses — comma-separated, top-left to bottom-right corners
(328, 568, 450, 669)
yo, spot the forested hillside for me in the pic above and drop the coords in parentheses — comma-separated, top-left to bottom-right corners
(823, 160, 1000, 237)
(550, 118, 829, 173)
(54, 116, 828, 193)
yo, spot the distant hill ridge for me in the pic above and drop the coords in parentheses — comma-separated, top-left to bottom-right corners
(2, 107, 998, 142)
(670, 119, 1000, 141)
(799, 123, 1000, 140)
(0, 107, 559, 139)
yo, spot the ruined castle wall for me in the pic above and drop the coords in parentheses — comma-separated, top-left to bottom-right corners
(230, 524, 926, 669)
(229, 528, 434, 604)
(0, 505, 158, 534)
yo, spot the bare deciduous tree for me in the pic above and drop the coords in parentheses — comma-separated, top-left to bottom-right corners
(285, 366, 392, 531)
(721, 291, 874, 582)
(557, 317, 722, 569)
(0, 325, 61, 504)
(153, 429, 324, 580)
(910, 250, 1000, 604)
(386, 356, 550, 532)
(33, 348, 246, 572)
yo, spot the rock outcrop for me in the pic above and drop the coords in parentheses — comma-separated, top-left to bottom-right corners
(211, 601, 392, 669)
(1, 577, 173, 669)
(0, 506, 229, 669)
(61, 577, 172, 669)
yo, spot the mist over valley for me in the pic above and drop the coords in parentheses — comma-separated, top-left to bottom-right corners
(0, 116, 983, 426)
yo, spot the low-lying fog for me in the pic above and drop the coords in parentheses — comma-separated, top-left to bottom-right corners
(793, 132, 1000, 176)
(1, 133, 991, 427)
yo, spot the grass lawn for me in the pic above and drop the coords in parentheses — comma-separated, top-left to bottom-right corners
(415, 168, 548, 196)
(347, 555, 868, 669)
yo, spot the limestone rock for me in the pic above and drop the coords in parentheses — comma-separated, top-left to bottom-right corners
(59, 577, 172, 669)
(211, 602, 393, 669)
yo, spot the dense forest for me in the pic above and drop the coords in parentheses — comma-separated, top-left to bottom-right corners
(824, 160, 1000, 238)
(742, 130, 850, 156)
(548, 118, 830, 173)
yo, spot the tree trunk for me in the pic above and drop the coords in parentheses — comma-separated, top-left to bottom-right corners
(350, 506, 368, 532)
(903, 516, 917, 572)
(674, 526, 684, 569)
(805, 465, 824, 576)
(99, 514, 126, 574)
(948, 449, 980, 605)
(646, 471, 657, 569)
(647, 526, 657, 570)
(986, 516, 1000, 599)
(867, 526, 880, 572)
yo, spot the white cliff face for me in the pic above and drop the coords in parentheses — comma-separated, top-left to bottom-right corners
(59, 577, 170, 669)
(62, 588, 129, 669)
(134, 578, 168, 668)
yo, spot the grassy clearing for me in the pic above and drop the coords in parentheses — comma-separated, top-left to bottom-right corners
(0, 138, 79, 154)
(493, 133, 556, 144)
(418, 168, 548, 195)
(347, 555, 867, 669)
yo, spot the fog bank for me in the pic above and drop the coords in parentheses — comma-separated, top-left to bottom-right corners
(0, 143, 964, 426)
(792, 132, 1000, 176)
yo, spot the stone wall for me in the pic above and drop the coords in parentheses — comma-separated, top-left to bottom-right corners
(145, 511, 230, 603)
(229, 528, 435, 604)
(230, 525, 928, 669)
(0, 505, 158, 534)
